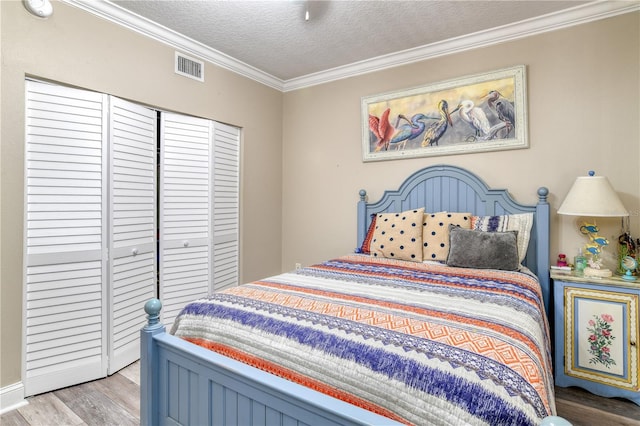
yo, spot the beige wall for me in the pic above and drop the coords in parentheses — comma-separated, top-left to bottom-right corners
(282, 12, 640, 271)
(0, 1, 283, 387)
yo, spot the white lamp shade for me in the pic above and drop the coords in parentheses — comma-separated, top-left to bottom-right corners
(557, 173, 628, 217)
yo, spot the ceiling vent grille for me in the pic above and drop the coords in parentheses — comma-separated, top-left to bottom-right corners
(175, 52, 204, 82)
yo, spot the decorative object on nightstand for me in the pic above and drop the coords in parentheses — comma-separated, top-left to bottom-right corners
(557, 253, 568, 267)
(621, 256, 638, 282)
(574, 249, 587, 276)
(617, 232, 638, 276)
(552, 271, 640, 406)
(557, 171, 629, 278)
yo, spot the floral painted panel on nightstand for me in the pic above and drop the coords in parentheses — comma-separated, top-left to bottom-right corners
(564, 287, 639, 391)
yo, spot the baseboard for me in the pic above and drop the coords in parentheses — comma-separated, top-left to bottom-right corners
(0, 382, 28, 415)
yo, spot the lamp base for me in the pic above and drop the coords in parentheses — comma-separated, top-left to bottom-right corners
(584, 267, 613, 278)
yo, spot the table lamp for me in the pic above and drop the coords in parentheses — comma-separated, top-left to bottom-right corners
(557, 171, 628, 277)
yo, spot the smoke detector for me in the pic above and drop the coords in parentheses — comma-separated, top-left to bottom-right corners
(23, 0, 53, 18)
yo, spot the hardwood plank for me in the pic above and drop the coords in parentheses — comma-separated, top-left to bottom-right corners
(16, 392, 85, 426)
(91, 370, 140, 419)
(556, 397, 640, 426)
(117, 360, 140, 386)
(555, 386, 640, 425)
(54, 382, 136, 426)
(0, 409, 30, 426)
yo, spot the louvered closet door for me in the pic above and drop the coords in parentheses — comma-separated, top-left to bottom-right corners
(107, 97, 157, 374)
(212, 123, 240, 291)
(159, 113, 213, 327)
(24, 80, 108, 396)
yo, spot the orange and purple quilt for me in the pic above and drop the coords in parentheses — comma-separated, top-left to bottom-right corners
(171, 255, 555, 425)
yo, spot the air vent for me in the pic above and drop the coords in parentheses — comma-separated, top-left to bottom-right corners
(175, 52, 204, 82)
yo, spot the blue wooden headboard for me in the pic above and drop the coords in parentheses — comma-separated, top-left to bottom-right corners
(357, 164, 551, 316)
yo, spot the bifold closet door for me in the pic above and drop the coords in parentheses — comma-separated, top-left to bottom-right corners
(159, 113, 213, 327)
(24, 80, 108, 396)
(24, 81, 158, 394)
(211, 122, 240, 292)
(107, 97, 157, 374)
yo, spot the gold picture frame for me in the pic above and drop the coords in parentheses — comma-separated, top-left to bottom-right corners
(361, 65, 528, 162)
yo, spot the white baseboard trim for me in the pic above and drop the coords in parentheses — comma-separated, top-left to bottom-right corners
(0, 382, 28, 415)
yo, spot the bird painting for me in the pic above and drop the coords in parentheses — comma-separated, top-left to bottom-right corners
(486, 90, 515, 136)
(387, 113, 434, 150)
(421, 100, 453, 147)
(369, 108, 395, 151)
(362, 66, 525, 161)
(454, 100, 508, 141)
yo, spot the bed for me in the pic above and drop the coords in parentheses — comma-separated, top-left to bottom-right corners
(141, 164, 568, 425)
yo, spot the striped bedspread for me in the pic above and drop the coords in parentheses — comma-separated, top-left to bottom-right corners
(171, 255, 555, 425)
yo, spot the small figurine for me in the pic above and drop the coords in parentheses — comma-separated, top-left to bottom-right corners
(587, 257, 603, 269)
(584, 255, 612, 278)
(557, 254, 567, 267)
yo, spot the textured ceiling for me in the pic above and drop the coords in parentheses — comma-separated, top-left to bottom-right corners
(110, 0, 589, 81)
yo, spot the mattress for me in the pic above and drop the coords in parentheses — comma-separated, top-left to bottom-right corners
(171, 254, 555, 425)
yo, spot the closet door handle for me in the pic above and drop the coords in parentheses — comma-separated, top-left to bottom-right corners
(183, 241, 190, 247)
(132, 248, 139, 256)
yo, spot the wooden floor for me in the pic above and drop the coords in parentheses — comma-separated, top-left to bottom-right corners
(1, 362, 140, 426)
(2, 361, 639, 425)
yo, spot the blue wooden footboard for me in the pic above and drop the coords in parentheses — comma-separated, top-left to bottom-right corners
(141, 302, 571, 426)
(141, 300, 400, 426)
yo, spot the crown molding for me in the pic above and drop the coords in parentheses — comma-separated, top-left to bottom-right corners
(283, 1, 640, 91)
(62, 1, 638, 93)
(62, 0, 286, 91)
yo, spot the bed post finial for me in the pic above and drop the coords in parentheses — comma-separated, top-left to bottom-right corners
(537, 187, 549, 203)
(144, 298, 162, 327)
(141, 298, 164, 426)
(357, 190, 368, 249)
(534, 186, 551, 316)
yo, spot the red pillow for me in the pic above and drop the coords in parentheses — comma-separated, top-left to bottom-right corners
(359, 214, 377, 254)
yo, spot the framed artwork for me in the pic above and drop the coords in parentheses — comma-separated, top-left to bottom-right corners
(564, 286, 639, 391)
(361, 65, 528, 162)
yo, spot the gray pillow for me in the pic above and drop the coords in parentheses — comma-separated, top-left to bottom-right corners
(446, 225, 520, 271)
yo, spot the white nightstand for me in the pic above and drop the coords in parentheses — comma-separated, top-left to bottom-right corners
(552, 271, 640, 405)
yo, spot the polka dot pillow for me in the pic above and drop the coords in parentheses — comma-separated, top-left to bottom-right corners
(422, 212, 472, 261)
(371, 208, 424, 262)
